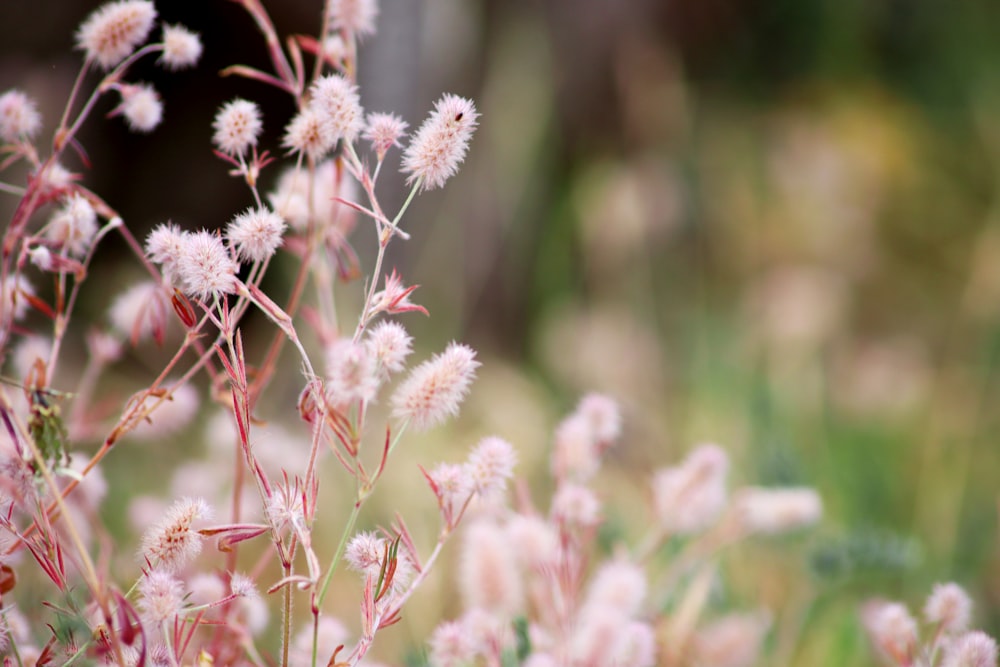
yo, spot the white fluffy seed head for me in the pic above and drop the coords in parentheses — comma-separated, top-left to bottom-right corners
(402, 94, 479, 191)
(652, 444, 729, 535)
(365, 320, 413, 379)
(226, 206, 286, 262)
(138, 569, 184, 623)
(925, 582, 973, 635)
(328, 0, 379, 37)
(120, 83, 162, 133)
(176, 230, 239, 301)
(428, 620, 477, 667)
(325, 338, 379, 406)
(942, 631, 999, 667)
(363, 112, 407, 159)
(0, 89, 42, 142)
(460, 519, 523, 615)
(732, 487, 823, 535)
(212, 98, 262, 157)
(551, 482, 601, 528)
(391, 342, 480, 430)
(159, 24, 202, 70)
(110, 281, 169, 345)
(344, 531, 385, 575)
(46, 194, 98, 257)
(466, 436, 517, 498)
(139, 497, 211, 571)
(145, 222, 187, 284)
(863, 601, 919, 664)
(583, 559, 648, 618)
(310, 74, 364, 142)
(283, 107, 336, 160)
(76, 0, 157, 69)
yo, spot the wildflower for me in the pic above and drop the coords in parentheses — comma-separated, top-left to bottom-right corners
(109, 280, 170, 344)
(571, 608, 631, 666)
(617, 622, 657, 667)
(76, 0, 157, 69)
(551, 482, 601, 527)
(267, 159, 356, 233)
(576, 393, 621, 444)
(328, 0, 379, 37)
(283, 107, 336, 160)
(159, 24, 202, 70)
(11, 336, 52, 381)
(365, 320, 413, 378)
(0, 89, 42, 142)
(230, 573, 258, 599)
(86, 329, 123, 364)
(942, 631, 998, 667)
(460, 519, 523, 615)
(176, 230, 239, 301)
(583, 559, 647, 617)
(428, 462, 474, 522)
(391, 342, 479, 430)
(138, 496, 211, 570)
(691, 612, 772, 667)
(652, 444, 729, 535)
(118, 83, 163, 133)
(138, 569, 185, 623)
(401, 94, 478, 191)
(325, 338, 379, 406)
(505, 514, 558, 569)
(345, 531, 385, 574)
(45, 194, 98, 257)
(363, 112, 407, 159)
(465, 436, 516, 497)
(428, 621, 476, 667)
(732, 487, 823, 535)
(863, 601, 918, 665)
(188, 573, 226, 606)
(310, 74, 363, 142)
(213, 99, 263, 157)
(145, 222, 187, 283)
(552, 414, 599, 481)
(226, 206, 286, 262)
(925, 583, 973, 635)
(1, 274, 34, 321)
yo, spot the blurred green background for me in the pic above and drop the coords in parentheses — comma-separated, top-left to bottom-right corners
(6, 0, 1000, 664)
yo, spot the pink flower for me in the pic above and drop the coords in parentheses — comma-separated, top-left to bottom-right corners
(328, 0, 379, 37)
(283, 107, 336, 160)
(402, 94, 478, 191)
(0, 89, 42, 142)
(226, 206, 286, 262)
(159, 24, 202, 70)
(363, 112, 407, 159)
(76, 0, 157, 69)
(213, 99, 263, 157)
(925, 582, 973, 635)
(176, 230, 239, 301)
(466, 436, 516, 497)
(391, 342, 479, 431)
(138, 569, 184, 623)
(365, 320, 413, 378)
(118, 83, 163, 133)
(652, 444, 729, 535)
(139, 496, 211, 571)
(310, 74, 363, 142)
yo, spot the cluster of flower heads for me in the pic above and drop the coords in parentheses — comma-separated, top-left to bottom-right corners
(863, 583, 998, 667)
(410, 395, 826, 667)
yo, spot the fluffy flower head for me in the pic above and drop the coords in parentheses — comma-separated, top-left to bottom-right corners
(402, 94, 478, 191)
(176, 230, 239, 301)
(365, 320, 413, 378)
(391, 342, 479, 430)
(329, 0, 379, 37)
(0, 90, 42, 142)
(46, 194, 98, 257)
(226, 206, 286, 262)
(213, 98, 262, 157)
(364, 112, 407, 159)
(283, 107, 336, 159)
(119, 83, 162, 133)
(310, 74, 363, 142)
(160, 24, 202, 70)
(139, 496, 211, 571)
(76, 0, 157, 69)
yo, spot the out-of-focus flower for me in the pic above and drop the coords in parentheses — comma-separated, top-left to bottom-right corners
(76, 0, 157, 69)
